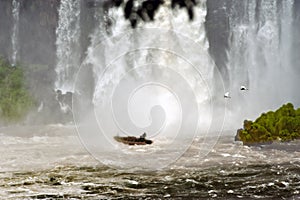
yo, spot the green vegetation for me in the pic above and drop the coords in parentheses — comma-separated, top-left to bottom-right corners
(236, 103, 300, 145)
(0, 57, 34, 122)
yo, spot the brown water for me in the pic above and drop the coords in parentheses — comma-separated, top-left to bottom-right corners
(0, 125, 299, 199)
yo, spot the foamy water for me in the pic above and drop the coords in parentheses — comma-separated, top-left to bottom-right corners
(0, 125, 299, 199)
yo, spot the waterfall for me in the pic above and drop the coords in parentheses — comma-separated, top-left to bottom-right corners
(83, 0, 218, 136)
(226, 0, 297, 127)
(11, 0, 20, 66)
(72, 0, 224, 168)
(55, 0, 81, 94)
(55, 0, 299, 134)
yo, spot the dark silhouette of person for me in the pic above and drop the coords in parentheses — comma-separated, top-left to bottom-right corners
(139, 132, 147, 141)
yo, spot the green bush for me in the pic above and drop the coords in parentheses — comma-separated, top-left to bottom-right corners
(237, 103, 300, 145)
(0, 57, 34, 122)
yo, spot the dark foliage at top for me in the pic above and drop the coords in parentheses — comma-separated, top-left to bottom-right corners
(87, 0, 197, 28)
(236, 103, 300, 145)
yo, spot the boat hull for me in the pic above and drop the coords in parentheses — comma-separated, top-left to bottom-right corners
(114, 136, 153, 145)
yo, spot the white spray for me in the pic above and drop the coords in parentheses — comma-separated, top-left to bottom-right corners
(226, 0, 298, 129)
(84, 0, 218, 138)
(11, 0, 20, 66)
(55, 0, 81, 94)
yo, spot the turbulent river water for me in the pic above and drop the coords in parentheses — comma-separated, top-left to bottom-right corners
(0, 125, 299, 199)
(1, 0, 300, 199)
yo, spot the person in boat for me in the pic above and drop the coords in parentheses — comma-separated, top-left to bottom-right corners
(139, 132, 147, 141)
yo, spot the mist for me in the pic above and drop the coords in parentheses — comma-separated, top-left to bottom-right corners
(223, 0, 300, 130)
(0, 0, 299, 138)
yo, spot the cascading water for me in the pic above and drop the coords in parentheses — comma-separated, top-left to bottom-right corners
(83, 0, 221, 137)
(2, 2, 300, 198)
(88, 0, 215, 126)
(10, 0, 20, 66)
(55, 0, 81, 94)
(226, 0, 299, 128)
(73, 0, 225, 169)
(56, 0, 300, 135)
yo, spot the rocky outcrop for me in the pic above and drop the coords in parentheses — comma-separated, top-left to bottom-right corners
(236, 103, 300, 145)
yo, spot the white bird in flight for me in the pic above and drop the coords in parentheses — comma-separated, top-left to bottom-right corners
(240, 85, 249, 90)
(224, 92, 231, 98)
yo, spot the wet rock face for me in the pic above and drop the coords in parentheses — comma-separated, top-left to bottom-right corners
(0, 0, 96, 73)
(0, 0, 299, 74)
(0, 0, 13, 61)
(0, 0, 230, 64)
(0, 0, 66, 125)
(20, 0, 62, 124)
(0, 0, 298, 125)
(0, 0, 60, 66)
(294, 0, 300, 75)
(0, 0, 236, 125)
(0, 0, 95, 124)
(206, 0, 230, 78)
(19, 0, 59, 67)
(0, 0, 230, 72)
